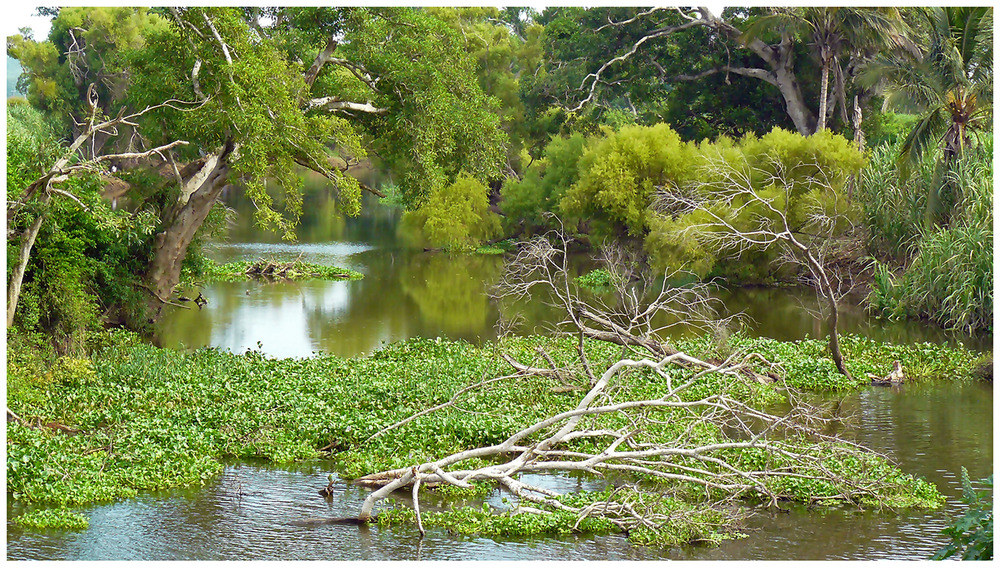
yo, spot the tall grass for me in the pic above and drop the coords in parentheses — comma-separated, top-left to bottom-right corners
(857, 142, 931, 262)
(865, 137, 993, 333)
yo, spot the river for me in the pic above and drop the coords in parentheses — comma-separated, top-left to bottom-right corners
(7, 186, 993, 560)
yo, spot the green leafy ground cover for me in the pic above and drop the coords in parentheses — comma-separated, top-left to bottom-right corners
(8, 332, 973, 539)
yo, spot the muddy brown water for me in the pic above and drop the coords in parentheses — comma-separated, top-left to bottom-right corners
(8, 190, 993, 560)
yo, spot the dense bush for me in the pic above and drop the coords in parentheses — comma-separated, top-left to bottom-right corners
(500, 132, 588, 233)
(399, 173, 502, 249)
(561, 123, 699, 238)
(7, 105, 157, 348)
(499, 124, 864, 283)
(645, 127, 863, 280)
(856, 142, 931, 262)
(861, 111, 920, 147)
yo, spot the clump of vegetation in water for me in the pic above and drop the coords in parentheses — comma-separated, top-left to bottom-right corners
(474, 240, 514, 256)
(186, 258, 363, 283)
(933, 468, 993, 560)
(7, 333, 968, 541)
(574, 268, 615, 291)
(377, 488, 745, 546)
(14, 508, 90, 531)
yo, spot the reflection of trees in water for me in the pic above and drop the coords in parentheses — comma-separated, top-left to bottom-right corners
(154, 284, 216, 349)
(302, 266, 419, 356)
(222, 181, 400, 246)
(399, 254, 503, 335)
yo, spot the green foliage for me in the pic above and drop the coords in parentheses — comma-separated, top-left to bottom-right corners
(183, 259, 363, 283)
(426, 8, 544, 172)
(400, 173, 502, 249)
(11, 7, 507, 250)
(861, 8, 992, 228)
(500, 132, 588, 233)
(562, 123, 699, 238)
(331, 8, 507, 207)
(856, 142, 930, 262)
(14, 508, 90, 531)
(865, 140, 993, 333)
(863, 111, 921, 147)
(869, 224, 993, 333)
(7, 106, 156, 343)
(932, 468, 993, 560)
(474, 240, 514, 256)
(8, 8, 169, 133)
(645, 127, 863, 280)
(574, 268, 615, 291)
(528, 8, 799, 141)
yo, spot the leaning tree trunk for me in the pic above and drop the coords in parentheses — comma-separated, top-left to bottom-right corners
(7, 198, 49, 328)
(143, 141, 235, 322)
(805, 248, 852, 380)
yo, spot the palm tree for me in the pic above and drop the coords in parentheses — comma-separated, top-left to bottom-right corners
(862, 7, 992, 226)
(744, 7, 911, 132)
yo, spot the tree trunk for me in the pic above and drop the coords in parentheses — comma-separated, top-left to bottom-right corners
(825, 290, 850, 379)
(817, 62, 830, 132)
(808, 251, 852, 380)
(770, 49, 817, 135)
(7, 200, 49, 328)
(143, 141, 235, 322)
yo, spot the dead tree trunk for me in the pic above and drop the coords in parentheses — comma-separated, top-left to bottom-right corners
(660, 152, 857, 379)
(795, 238, 853, 381)
(144, 139, 235, 321)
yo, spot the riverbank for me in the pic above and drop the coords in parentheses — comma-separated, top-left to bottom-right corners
(7, 331, 980, 542)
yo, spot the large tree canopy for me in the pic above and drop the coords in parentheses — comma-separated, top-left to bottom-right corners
(9, 7, 508, 320)
(532, 7, 910, 137)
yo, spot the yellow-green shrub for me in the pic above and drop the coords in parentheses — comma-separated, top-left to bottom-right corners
(400, 173, 502, 249)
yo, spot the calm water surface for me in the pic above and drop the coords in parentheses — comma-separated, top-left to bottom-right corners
(154, 191, 987, 357)
(8, 189, 993, 560)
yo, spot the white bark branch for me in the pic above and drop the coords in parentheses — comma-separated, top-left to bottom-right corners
(306, 97, 388, 115)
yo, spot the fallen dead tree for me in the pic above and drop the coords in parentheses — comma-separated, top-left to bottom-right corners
(354, 350, 887, 537)
(347, 233, 936, 543)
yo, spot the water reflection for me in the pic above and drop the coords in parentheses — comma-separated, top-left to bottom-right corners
(157, 190, 989, 357)
(7, 464, 650, 561)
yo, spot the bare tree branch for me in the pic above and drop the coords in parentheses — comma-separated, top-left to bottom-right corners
(306, 97, 388, 115)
